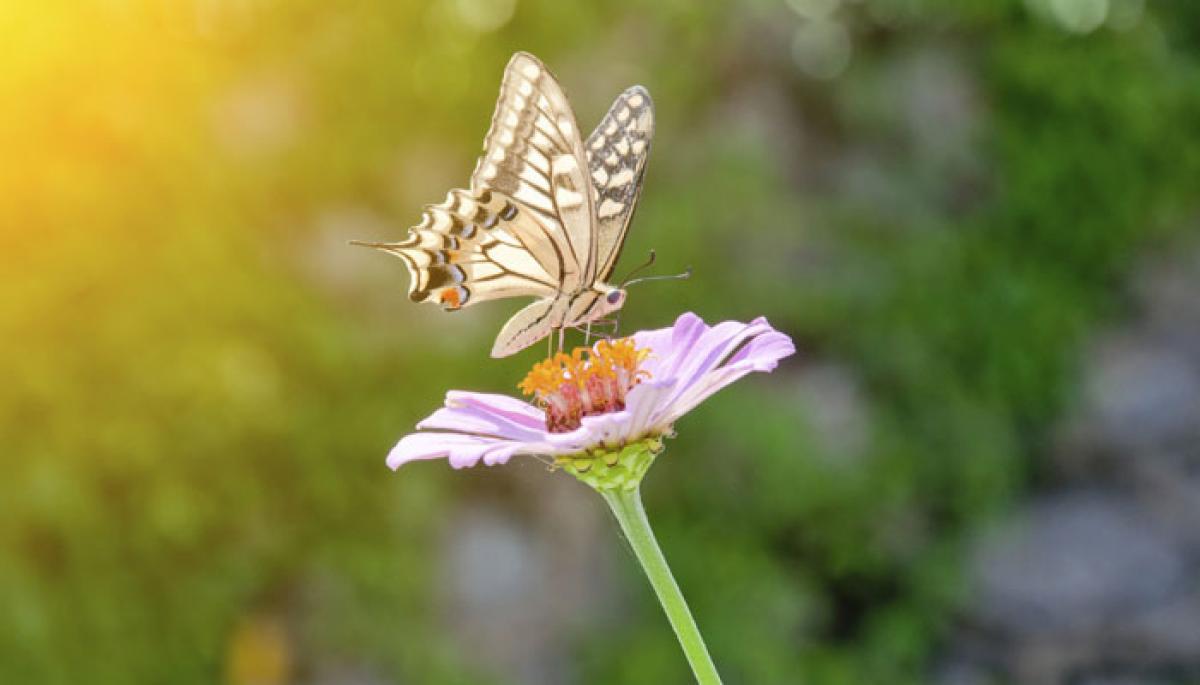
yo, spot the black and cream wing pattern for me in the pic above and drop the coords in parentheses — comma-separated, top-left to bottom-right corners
(357, 52, 654, 357)
(585, 85, 654, 284)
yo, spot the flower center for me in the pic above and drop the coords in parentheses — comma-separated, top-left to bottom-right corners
(518, 338, 651, 433)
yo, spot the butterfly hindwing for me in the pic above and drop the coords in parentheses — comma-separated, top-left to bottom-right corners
(491, 296, 569, 358)
(585, 85, 654, 282)
(367, 188, 561, 310)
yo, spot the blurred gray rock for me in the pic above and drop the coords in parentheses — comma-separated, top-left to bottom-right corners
(946, 239, 1200, 684)
(1114, 591, 1200, 660)
(1126, 451, 1200, 549)
(894, 46, 982, 171)
(793, 361, 873, 465)
(1076, 677, 1171, 685)
(305, 662, 390, 685)
(969, 492, 1184, 637)
(933, 655, 998, 685)
(831, 145, 928, 222)
(445, 505, 542, 613)
(442, 503, 567, 685)
(1076, 335, 1200, 454)
(438, 468, 620, 685)
(831, 44, 988, 223)
(1136, 244, 1200, 360)
(1053, 242, 1200, 547)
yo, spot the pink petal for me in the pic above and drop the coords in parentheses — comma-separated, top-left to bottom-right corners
(391, 392, 570, 469)
(387, 432, 523, 470)
(656, 316, 795, 426)
(444, 391, 545, 428)
(722, 324, 795, 371)
(630, 316, 692, 376)
(546, 410, 633, 452)
(621, 378, 680, 437)
(417, 394, 547, 443)
(662, 343, 793, 424)
(634, 312, 708, 380)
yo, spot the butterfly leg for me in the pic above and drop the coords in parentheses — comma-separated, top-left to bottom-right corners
(571, 318, 620, 340)
(584, 321, 593, 346)
(568, 319, 612, 335)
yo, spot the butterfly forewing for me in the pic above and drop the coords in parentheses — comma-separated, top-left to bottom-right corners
(585, 85, 654, 283)
(471, 52, 597, 288)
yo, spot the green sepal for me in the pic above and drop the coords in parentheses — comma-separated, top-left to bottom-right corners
(556, 437, 664, 491)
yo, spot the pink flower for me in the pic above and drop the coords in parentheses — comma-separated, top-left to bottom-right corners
(387, 313, 796, 470)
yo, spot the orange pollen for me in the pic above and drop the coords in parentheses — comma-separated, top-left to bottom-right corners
(518, 338, 651, 433)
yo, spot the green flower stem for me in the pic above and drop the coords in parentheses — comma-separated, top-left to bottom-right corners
(600, 486, 724, 685)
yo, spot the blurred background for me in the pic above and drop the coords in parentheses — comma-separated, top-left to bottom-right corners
(3, 1, 1200, 683)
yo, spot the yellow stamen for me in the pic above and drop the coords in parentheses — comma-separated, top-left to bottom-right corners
(518, 338, 650, 399)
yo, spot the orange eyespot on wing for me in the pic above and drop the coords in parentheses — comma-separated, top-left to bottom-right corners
(439, 287, 465, 310)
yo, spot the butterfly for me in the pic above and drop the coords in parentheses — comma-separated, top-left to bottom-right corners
(357, 51, 654, 357)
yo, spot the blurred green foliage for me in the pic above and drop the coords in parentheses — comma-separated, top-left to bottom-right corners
(3, 1, 1199, 683)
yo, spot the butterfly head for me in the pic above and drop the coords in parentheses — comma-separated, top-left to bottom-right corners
(596, 286, 627, 316)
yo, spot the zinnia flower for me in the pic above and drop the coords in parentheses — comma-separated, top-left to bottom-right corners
(385, 311, 793, 684)
(387, 312, 795, 479)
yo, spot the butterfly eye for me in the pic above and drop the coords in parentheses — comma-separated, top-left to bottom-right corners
(606, 290, 624, 305)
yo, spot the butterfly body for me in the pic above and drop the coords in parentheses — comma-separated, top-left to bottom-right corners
(361, 52, 653, 357)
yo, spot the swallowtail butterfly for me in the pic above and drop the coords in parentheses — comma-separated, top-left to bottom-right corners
(357, 52, 654, 357)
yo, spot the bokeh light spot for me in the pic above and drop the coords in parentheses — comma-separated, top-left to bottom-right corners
(791, 19, 852, 80)
(452, 0, 517, 33)
(785, 0, 841, 20)
(225, 615, 291, 685)
(1049, 0, 1109, 33)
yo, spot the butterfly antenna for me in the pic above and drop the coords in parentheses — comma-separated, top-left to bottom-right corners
(618, 250, 657, 287)
(623, 266, 693, 288)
